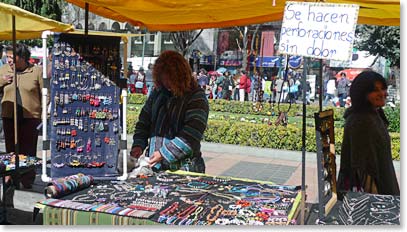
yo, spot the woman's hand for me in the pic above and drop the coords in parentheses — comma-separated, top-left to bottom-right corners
(130, 146, 143, 158)
(148, 151, 163, 167)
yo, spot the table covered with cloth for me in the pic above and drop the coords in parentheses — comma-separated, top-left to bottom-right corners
(35, 171, 302, 225)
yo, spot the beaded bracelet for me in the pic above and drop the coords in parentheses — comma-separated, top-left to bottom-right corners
(206, 204, 224, 224)
(159, 202, 179, 215)
(187, 181, 209, 189)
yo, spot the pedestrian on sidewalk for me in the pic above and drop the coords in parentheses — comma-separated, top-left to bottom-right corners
(130, 50, 209, 173)
(337, 71, 399, 199)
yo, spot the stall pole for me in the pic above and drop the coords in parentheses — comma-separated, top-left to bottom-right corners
(300, 57, 309, 224)
(118, 89, 128, 180)
(123, 38, 128, 79)
(85, 3, 89, 35)
(12, 15, 20, 187)
(141, 34, 146, 69)
(319, 59, 323, 112)
(41, 31, 53, 182)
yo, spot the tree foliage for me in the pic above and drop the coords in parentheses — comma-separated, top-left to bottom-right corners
(355, 25, 400, 67)
(0, 0, 64, 47)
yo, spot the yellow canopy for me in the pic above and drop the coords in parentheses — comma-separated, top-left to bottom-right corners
(0, 2, 74, 40)
(65, 0, 399, 31)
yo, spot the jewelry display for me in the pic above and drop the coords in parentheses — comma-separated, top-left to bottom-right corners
(50, 33, 122, 178)
(40, 171, 301, 225)
(334, 192, 400, 225)
(0, 153, 42, 172)
(314, 110, 337, 219)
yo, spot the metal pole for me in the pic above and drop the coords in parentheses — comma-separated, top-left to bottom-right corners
(12, 15, 20, 184)
(85, 3, 89, 35)
(300, 57, 308, 225)
(141, 34, 146, 69)
(213, 29, 218, 71)
(319, 59, 323, 112)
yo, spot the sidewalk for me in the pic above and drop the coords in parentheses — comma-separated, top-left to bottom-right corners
(0, 136, 401, 224)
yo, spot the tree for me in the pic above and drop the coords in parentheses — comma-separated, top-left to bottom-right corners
(230, 25, 261, 71)
(0, 0, 64, 47)
(354, 25, 400, 68)
(170, 30, 204, 57)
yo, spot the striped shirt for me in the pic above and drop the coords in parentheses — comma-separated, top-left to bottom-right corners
(132, 87, 209, 172)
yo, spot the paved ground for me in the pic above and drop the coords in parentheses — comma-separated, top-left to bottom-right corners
(0, 135, 401, 225)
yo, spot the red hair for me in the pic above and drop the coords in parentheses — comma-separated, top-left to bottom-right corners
(153, 50, 198, 96)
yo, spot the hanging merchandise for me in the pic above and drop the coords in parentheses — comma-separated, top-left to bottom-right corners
(49, 33, 122, 178)
(275, 55, 290, 127)
(314, 109, 337, 220)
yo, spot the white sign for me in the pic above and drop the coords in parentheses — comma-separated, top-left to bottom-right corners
(279, 1, 359, 61)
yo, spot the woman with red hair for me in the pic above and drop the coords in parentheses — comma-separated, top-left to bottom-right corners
(130, 50, 209, 173)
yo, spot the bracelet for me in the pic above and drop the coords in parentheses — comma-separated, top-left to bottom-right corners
(159, 202, 179, 215)
(187, 181, 209, 189)
(206, 204, 223, 224)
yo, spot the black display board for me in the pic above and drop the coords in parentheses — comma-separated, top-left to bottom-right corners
(314, 109, 337, 219)
(49, 33, 122, 178)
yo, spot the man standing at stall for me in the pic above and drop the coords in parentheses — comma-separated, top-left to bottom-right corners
(0, 43, 44, 189)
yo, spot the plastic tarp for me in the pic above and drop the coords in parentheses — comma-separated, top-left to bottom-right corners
(65, 0, 399, 31)
(0, 2, 74, 40)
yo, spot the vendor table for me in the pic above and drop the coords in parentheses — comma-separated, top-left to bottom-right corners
(1, 153, 42, 224)
(306, 192, 400, 225)
(35, 171, 302, 225)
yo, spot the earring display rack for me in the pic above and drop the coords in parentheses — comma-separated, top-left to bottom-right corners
(314, 109, 337, 220)
(49, 33, 122, 178)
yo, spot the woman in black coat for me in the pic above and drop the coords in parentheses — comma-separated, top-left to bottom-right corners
(337, 71, 399, 198)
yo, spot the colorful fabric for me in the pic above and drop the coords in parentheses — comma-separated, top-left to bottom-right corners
(43, 206, 158, 225)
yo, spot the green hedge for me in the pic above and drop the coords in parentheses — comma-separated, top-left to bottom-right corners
(384, 105, 400, 133)
(126, 111, 400, 160)
(127, 94, 344, 117)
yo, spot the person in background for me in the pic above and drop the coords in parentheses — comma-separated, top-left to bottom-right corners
(127, 69, 136, 93)
(145, 63, 154, 96)
(305, 80, 311, 105)
(221, 70, 234, 100)
(337, 71, 399, 199)
(262, 75, 269, 102)
(0, 43, 45, 189)
(337, 72, 350, 107)
(251, 71, 261, 102)
(215, 72, 225, 99)
(238, 70, 249, 102)
(287, 77, 298, 104)
(323, 76, 336, 106)
(197, 68, 209, 90)
(134, 67, 146, 94)
(232, 72, 240, 101)
(209, 74, 218, 99)
(130, 50, 209, 173)
(274, 77, 283, 103)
